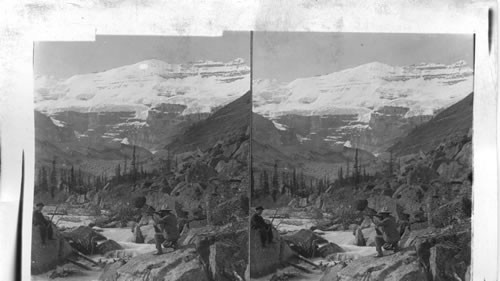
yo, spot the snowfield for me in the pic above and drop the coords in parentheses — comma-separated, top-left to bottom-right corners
(35, 58, 250, 119)
(253, 60, 473, 119)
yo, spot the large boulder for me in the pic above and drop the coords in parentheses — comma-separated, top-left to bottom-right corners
(282, 229, 328, 258)
(139, 224, 160, 244)
(98, 248, 209, 281)
(185, 161, 217, 183)
(222, 142, 239, 158)
(232, 141, 249, 162)
(210, 196, 245, 226)
(31, 224, 74, 274)
(99, 260, 126, 281)
(249, 228, 294, 278)
(326, 250, 428, 281)
(209, 241, 246, 281)
(361, 227, 377, 246)
(407, 164, 439, 185)
(61, 226, 107, 255)
(97, 239, 123, 255)
(429, 198, 470, 228)
(214, 159, 243, 178)
(318, 242, 344, 258)
(429, 243, 468, 281)
(437, 161, 465, 182)
(320, 262, 348, 281)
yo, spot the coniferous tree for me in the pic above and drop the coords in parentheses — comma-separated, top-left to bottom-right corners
(388, 151, 394, 177)
(353, 148, 360, 185)
(346, 159, 351, 181)
(49, 159, 57, 197)
(123, 156, 128, 178)
(262, 170, 270, 196)
(41, 167, 48, 193)
(339, 166, 344, 185)
(132, 145, 137, 183)
(272, 162, 279, 194)
(115, 164, 121, 181)
(292, 168, 297, 196)
(78, 168, 83, 186)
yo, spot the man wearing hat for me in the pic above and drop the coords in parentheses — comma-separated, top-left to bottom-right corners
(251, 206, 274, 247)
(32, 202, 54, 245)
(373, 207, 400, 257)
(151, 208, 179, 255)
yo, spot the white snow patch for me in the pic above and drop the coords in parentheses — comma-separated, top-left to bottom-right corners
(50, 117, 65, 127)
(272, 120, 287, 131)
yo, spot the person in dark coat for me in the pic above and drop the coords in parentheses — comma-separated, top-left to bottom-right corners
(151, 209, 179, 255)
(251, 206, 274, 247)
(32, 203, 54, 245)
(373, 207, 401, 257)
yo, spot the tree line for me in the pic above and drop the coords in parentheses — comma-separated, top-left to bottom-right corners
(252, 148, 382, 201)
(36, 145, 153, 198)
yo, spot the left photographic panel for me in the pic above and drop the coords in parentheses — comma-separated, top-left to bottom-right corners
(31, 33, 251, 280)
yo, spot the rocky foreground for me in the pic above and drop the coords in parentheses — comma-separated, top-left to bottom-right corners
(98, 220, 247, 281)
(251, 132, 472, 281)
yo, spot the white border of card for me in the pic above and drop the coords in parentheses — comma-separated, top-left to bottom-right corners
(0, 1, 497, 280)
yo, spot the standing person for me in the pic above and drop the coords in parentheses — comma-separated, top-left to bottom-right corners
(32, 203, 54, 245)
(152, 209, 179, 255)
(251, 206, 274, 247)
(372, 207, 401, 257)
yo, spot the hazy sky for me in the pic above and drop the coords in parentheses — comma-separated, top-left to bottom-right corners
(253, 32, 474, 82)
(35, 32, 473, 82)
(35, 32, 251, 79)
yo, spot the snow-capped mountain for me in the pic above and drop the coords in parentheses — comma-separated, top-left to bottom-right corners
(253, 61, 473, 153)
(35, 58, 250, 151)
(254, 61, 472, 119)
(35, 58, 250, 117)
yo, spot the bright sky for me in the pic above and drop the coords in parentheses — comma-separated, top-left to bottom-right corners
(35, 32, 251, 79)
(35, 32, 473, 83)
(253, 32, 474, 82)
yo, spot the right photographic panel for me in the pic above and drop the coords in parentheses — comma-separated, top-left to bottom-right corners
(250, 32, 474, 281)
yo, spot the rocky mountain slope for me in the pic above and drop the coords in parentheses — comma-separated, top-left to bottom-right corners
(33, 91, 251, 281)
(252, 110, 376, 184)
(254, 61, 473, 154)
(390, 92, 473, 156)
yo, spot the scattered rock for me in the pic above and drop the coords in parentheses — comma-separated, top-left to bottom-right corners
(318, 242, 344, 258)
(249, 227, 294, 278)
(319, 262, 347, 281)
(49, 266, 81, 279)
(407, 164, 439, 185)
(282, 229, 328, 258)
(99, 248, 209, 281)
(97, 240, 123, 255)
(62, 226, 107, 255)
(185, 161, 217, 183)
(99, 260, 126, 281)
(331, 250, 427, 281)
